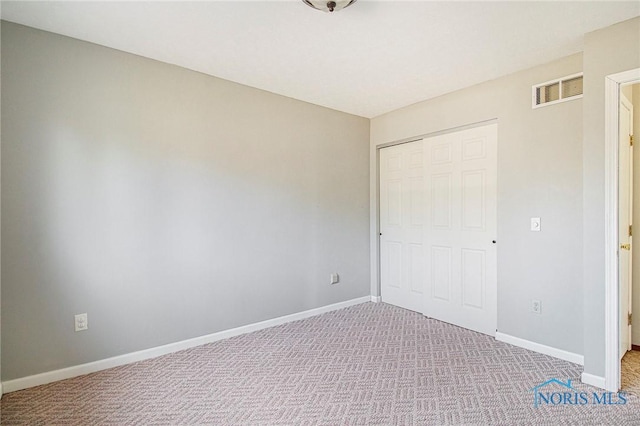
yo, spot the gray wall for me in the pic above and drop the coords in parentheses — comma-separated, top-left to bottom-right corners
(1, 22, 370, 380)
(583, 17, 640, 378)
(371, 54, 584, 356)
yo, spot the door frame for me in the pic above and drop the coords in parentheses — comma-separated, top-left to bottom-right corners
(370, 119, 497, 306)
(604, 68, 640, 392)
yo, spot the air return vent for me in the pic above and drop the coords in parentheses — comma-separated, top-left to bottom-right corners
(532, 73, 583, 108)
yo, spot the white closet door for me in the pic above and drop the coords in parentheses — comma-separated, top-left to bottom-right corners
(423, 123, 497, 336)
(380, 141, 425, 313)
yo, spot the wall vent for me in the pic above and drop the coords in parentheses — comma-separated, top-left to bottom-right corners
(532, 72, 583, 108)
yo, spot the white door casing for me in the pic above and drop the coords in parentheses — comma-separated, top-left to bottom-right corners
(602, 68, 640, 393)
(380, 141, 425, 312)
(620, 93, 634, 359)
(423, 123, 498, 336)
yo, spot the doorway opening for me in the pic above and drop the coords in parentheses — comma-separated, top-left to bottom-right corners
(620, 82, 640, 394)
(604, 68, 640, 393)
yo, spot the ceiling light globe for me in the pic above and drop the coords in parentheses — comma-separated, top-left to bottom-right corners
(303, 0, 357, 13)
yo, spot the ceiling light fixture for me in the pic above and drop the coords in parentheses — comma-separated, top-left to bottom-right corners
(303, 0, 357, 13)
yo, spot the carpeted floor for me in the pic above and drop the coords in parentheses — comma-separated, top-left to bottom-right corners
(1, 302, 639, 425)
(622, 349, 640, 397)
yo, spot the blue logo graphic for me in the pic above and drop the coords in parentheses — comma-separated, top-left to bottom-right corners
(530, 378, 627, 407)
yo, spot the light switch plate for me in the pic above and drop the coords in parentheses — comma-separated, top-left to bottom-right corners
(531, 217, 541, 232)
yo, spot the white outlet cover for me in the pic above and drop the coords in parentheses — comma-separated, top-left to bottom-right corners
(532, 300, 542, 314)
(75, 313, 88, 332)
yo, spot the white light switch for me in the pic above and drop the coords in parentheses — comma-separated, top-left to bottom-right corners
(531, 217, 541, 232)
(330, 273, 339, 285)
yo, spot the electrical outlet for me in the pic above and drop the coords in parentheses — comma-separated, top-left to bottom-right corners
(532, 300, 542, 314)
(330, 273, 339, 285)
(75, 313, 88, 332)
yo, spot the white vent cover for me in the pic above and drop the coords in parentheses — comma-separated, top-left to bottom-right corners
(533, 73, 583, 108)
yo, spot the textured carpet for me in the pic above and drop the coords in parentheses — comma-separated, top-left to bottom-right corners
(622, 350, 640, 397)
(1, 302, 639, 425)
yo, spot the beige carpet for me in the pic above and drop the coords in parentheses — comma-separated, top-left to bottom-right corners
(622, 349, 640, 397)
(1, 302, 639, 425)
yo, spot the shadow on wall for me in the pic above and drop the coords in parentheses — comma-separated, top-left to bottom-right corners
(1, 22, 370, 380)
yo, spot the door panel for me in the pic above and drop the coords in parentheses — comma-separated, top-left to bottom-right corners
(386, 241, 402, 288)
(461, 170, 485, 230)
(432, 246, 452, 301)
(409, 243, 424, 294)
(387, 179, 402, 226)
(380, 142, 425, 312)
(423, 124, 497, 336)
(432, 173, 452, 229)
(462, 248, 485, 309)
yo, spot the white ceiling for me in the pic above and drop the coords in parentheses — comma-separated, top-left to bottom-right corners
(2, 1, 639, 118)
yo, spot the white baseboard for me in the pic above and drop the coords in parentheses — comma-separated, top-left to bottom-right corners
(0, 382, 3, 398)
(370, 295, 381, 303)
(581, 372, 606, 390)
(495, 332, 584, 365)
(2, 296, 371, 394)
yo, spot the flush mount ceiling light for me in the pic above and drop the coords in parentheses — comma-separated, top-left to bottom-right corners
(303, 0, 357, 13)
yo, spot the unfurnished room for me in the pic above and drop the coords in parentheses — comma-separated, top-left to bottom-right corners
(1, 1, 640, 425)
